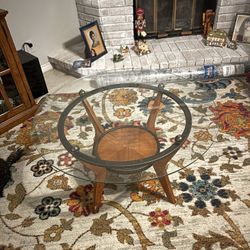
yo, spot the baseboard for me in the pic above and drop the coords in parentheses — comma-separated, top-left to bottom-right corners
(41, 62, 53, 73)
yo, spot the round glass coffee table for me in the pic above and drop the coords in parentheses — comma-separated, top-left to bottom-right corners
(33, 72, 218, 213)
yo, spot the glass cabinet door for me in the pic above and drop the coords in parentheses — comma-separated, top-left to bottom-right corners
(0, 48, 24, 111)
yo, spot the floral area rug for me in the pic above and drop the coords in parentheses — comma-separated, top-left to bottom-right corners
(0, 77, 250, 250)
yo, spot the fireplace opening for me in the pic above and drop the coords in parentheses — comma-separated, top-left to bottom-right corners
(134, 0, 217, 39)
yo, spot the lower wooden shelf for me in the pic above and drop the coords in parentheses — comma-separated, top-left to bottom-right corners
(0, 104, 38, 134)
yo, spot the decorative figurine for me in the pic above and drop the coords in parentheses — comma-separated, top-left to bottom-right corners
(202, 9, 215, 37)
(134, 8, 150, 56)
(205, 30, 227, 47)
(135, 8, 147, 39)
(134, 40, 151, 56)
(204, 29, 238, 50)
(120, 45, 129, 54)
(113, 54, 124, 62)
(227, 40, 237, 50)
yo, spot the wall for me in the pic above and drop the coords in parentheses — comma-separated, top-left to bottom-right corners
(0, 0, 80, 65)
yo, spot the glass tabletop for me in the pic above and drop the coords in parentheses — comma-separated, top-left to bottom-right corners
(32, 71, 219, 184)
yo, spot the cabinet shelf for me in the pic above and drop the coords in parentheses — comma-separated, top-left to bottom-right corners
(0, 67, 10, 76)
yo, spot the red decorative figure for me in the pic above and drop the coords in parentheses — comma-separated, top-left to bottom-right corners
(135, 8, 147, 38)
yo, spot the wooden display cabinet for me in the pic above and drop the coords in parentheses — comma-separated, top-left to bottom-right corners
(0, 9, 37, 134)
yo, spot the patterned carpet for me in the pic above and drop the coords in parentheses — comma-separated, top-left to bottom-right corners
(0, 77, 250, 250)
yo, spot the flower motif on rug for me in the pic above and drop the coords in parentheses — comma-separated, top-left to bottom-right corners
(138, 96, 174, 116)
(57, 152, 76, 167)
(43, 225, 64, 242)
(195, 78, 231, 90)
(148, 208, 172, 228)
(47, 175, 71, 191)
(130, 179, 163, 205)
(222, 146, 243, 160)
(113, 108, 133, 119)
(30, 159, 54, 177)
(194, 130, 213, 142)
(210, 100, 250, 139)
(108, 88, 138, 106)
(35, 196, 62, 220)
(43, 218, 74, 243)
(177, 168, 238, 215)
(67, 184, 96, 217)
(221, 88, 246, 100)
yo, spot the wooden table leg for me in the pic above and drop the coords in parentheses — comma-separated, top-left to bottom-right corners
(153, 157, 176, 204)
(93, 172, 106, 213)
(84, 163, 107, 213)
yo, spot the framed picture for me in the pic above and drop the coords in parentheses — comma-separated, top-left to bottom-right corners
(232, 14, 250, 43)
(79, 21, 107, 62)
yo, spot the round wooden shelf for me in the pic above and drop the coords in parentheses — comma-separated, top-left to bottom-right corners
(96, 126, 159, 162)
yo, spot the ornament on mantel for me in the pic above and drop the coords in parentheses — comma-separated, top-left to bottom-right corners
(202, 9, 215, 37)
(205, 29, 227, 47)
(113, 54, 124, 62)
(120, 45, 129, 54)
(204, 29, 238, 50)
(135, 8, 147, 39)
(134, 40, 151, 56)
(113, 45, 129, 63)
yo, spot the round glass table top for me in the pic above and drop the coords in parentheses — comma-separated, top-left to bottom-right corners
(32, 71, 218, 184)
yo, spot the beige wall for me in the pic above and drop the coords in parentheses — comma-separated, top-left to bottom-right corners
(0, 0, 79, 65)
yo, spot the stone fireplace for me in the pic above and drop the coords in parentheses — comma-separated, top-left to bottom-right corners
(48, 0, 250, 79)
(75, 0, 250, 47)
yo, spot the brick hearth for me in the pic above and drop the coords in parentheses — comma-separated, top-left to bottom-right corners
(48, 35, 249, 78)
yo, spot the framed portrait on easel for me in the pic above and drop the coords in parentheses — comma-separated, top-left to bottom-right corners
(232, 14, 250, 44)
(79, 21, 107, 62)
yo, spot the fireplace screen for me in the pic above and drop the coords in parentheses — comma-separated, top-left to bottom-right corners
(134, 0, 217, 38)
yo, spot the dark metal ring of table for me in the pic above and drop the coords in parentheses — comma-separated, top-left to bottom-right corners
(58, 83, 192, 213)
